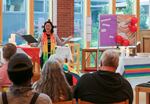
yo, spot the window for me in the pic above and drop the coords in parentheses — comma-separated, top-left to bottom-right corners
(2, 0, 27, 44)
(4, 0, 25, 12)
(140, 0, 150, 29)
(116, 0, 134, 14)
(74, 0, 84, 48)
(91, 0, 110, 47)
(34, 0, 44, 12)
(34, 0, 49, 12)
(34, 0, 50, 39)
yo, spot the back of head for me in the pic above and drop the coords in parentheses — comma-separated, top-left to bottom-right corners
(48, 54, 64, 66)
(3, 43, 17, 61)
(100, 49, 119, 69)
(48, 54, 70, 72)
(38, 56, 71, 102)
(8, 53, 33, 86)
(43, 55, 64, 77)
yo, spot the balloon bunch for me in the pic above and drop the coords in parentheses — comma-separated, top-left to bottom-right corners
(128, 17, 138, 33)
(116, 35, 130, 46)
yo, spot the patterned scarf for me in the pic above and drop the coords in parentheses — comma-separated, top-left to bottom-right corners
(41, 32, 56, 63)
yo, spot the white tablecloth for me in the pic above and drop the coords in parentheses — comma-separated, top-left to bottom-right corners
(55, 46, 72, 62)
(116, 56, 150, 88)
(116, 56, 150, 75)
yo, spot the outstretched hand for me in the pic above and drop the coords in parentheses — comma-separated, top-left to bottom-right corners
(28, 43, 37, 47)
(68, 35, 72, 40)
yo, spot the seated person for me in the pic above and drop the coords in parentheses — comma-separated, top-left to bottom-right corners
(0, 43, 16, 88)
(74, 49, 133, 104)
(33, 54, 72, 103)
(63, 63, 80, 86)
(0, 53, 52, 104)
(51, 54, 80, 86)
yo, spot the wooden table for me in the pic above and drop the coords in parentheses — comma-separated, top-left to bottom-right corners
(135, 85, 150, 104)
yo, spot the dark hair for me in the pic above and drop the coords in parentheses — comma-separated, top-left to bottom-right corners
(8, 67, 33, 85)
(7, 53, 33, 86)
(43, 19, 54, 33)
(3, 43, 17, 61)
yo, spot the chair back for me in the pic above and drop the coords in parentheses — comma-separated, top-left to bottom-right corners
(78, 99, 129, 104)
(0, 85, 10, 92)
(78, 99, 94, 104)
(113, 99, 129, 104)
(53, 99, 76, 104)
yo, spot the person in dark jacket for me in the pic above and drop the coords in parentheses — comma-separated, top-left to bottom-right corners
(74, 49, 133, 104)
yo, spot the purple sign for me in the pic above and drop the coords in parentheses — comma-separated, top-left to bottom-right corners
(99, 15, 117, 46)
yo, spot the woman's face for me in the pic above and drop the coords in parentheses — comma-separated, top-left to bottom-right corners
(45, 23, 52, 32)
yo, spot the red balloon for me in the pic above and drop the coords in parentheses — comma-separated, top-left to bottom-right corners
(116, 35, 123, 44)
(131, 17, 138, 25)
(128, 23, 132, 29)
(122, 39, 130, 46)
(130, 25, 137, 33)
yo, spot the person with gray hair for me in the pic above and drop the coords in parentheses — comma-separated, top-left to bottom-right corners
(33, 54, 72, 103)
(100, 49, 119, 71)
(74, 49, 133, 104)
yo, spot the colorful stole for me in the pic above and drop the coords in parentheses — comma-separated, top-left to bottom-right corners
(41, 32, 56, 63)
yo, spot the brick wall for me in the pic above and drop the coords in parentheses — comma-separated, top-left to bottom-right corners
(57, 0, 74, 38)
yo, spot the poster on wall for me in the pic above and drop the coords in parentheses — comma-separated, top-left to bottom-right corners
(100, 15, 117, 46)
(99, 15, 137, 47)
(117, 15, 137, 46)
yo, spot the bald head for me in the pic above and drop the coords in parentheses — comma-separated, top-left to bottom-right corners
(100, 50, 119, 69)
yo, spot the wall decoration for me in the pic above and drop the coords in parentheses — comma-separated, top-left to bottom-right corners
(99, 15, 137, 46)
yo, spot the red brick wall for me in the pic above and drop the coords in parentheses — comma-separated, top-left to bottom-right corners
(57, 0, 74, 38)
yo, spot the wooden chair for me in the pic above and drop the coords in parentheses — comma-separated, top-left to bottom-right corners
(78, 99, 129, 104)
(135, 85, 150, 104)
(53, 99, 76, 104)
(113, 99, 129, 104)
(78, 99, 94, 104)
(0, 85, 10, 92)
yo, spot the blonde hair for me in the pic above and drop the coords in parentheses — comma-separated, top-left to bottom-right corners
(34, 54, 71, 103)
(100, 49, 119, 69)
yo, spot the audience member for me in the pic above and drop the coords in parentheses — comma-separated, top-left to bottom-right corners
(0, 43, 16, 88)
(74, 49, 133, 104)
(33, 55, 72, 103)
(50, 54, 79, 86)
(0, 53, 52, 104)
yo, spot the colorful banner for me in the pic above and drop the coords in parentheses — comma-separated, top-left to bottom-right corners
(124, 64, 150, 77)
(117, 15, 137, 46)
(100, 15, 117, 46)
(99, 15, 137, 46)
